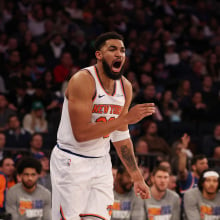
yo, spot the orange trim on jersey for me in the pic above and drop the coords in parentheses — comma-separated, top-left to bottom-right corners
(80, 213, 107, 220)
(94, 66, 116, 96)
(60, 205, 67, 220)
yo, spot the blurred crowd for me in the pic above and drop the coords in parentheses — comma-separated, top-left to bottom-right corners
(0, 0, 220, 219)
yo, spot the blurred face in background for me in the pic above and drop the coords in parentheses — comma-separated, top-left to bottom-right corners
(203, 176, 219, 195)
(20, 168, 39, 190)
(1, 158, 15, 177)
(193, 158, 209, 176)
(0, 133, 6, 149)
(30, 134, 43, 151)
(152, 170, 169, 193)
(116, 171, 133, 193)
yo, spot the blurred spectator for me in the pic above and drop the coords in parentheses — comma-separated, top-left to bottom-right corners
(202, 123, 220, 158)
(182, 91, 209, 122)
(206, 53, 220, 82)
(41, 69, 57, 92)
(0, 93, 15, 132)
(141, 120, 171, 158)
(6, 156, 51, 220)
(177, 154, 208, 198)
(27, 3, 46, 38)
(70, 30, 92, 67)
(153, 61, 170, 92)
(133, 83, 163, 121)
(0, 133, 6, 161)
(168, 174, 177, 191)
(158, 160, 172, 174)
(43, 33, 68, 68)
(4, 50, 22, 88)
(145, 166, 180, 220)
(159, 89, 181, 122)
(35, 153, 51, 192)
(176, 80, 192, 110)
(112, 165, 146, 220)
(65, 0, 83, 20)
(17, 0, 32, 15)
(0, 76, 7, 94)
(55, 9, 74, 40)
(187, 60, 205, 92)
(7, 81, 31, 118)
(38, 19, 55, 46)
(164, 40, 180, 66)
(0, 169, 6, 213)
(29, 133, 44, 156)
(0, 157, 16, 189)
(184, 169, 220, 219)
(23, 101, 48, 134)
(31, 53, 47, 81)
(201, 75, 219, 120)
(5, 114, 31, 149)
(171, 133, 193, 175)
(53, 51, 78, 88)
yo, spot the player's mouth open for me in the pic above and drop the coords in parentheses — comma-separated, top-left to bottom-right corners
(112, 60, 122, 72)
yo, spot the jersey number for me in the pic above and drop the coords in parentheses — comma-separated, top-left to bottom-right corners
(96, 117, 115, 138)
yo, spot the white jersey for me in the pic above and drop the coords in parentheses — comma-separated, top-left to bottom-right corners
(57, 65, 126, 157)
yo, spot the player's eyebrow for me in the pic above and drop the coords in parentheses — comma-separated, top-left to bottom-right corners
(108, 45, 125, 50)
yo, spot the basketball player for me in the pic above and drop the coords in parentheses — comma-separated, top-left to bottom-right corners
(50, 32, 155, 220)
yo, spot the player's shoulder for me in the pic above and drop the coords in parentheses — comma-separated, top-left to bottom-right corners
(66, 68, 95, 98)
(166, 189, 180, 199)
(37, 184, 51, 195)
(7, 182, 22, 193)
(70, 68, 94, 83)
(184, 187, 200, 198)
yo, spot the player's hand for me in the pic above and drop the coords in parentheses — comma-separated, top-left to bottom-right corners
(126, 103, 155, 124)
(134, 179, 151, 199)
(181, 133, 190, 148)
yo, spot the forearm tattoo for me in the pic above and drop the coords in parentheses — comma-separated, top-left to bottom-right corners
(120, 145, 137, 171)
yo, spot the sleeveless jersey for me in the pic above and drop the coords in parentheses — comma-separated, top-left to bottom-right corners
(57, 65, 126, 157)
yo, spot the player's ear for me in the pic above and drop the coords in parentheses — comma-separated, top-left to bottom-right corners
(95, 50, 102, 60)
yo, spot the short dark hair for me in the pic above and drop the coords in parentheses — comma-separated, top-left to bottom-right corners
(146, 165, 170, 187)
(17, 156, 42, 174)
(0, 156, 14, 167)
(191, 154, 207, 165)
(198, 169, 220, 192)
(94, 32, 124, 50)
(151, 165, 171, 176)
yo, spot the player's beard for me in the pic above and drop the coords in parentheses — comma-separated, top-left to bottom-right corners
(22, 180, 37, 190)
(121, 182, 133, 193)
(155, 183, 167, 193)
(102, 58, 124, 80)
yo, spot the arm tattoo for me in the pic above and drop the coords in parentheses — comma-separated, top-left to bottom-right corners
(120, 145, 137, 171)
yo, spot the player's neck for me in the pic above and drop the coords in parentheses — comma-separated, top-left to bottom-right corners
(23, 184, 37, 193)
(202, 190, 216, 200)
(96, 63, 115, 94)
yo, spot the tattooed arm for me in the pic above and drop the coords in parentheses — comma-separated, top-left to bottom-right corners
(110, 77, 152, 199)
(113, 139, 151, 199)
